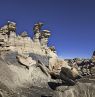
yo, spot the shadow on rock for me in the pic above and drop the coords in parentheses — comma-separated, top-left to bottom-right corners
(48, 81, 74, 90)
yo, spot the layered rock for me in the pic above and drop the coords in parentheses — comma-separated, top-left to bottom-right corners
(0, 22, 54, 91)
(0, 21, 94, 97)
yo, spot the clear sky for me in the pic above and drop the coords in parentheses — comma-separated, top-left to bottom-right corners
(0, 0, 95, 59)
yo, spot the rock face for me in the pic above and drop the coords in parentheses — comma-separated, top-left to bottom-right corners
(0, 21, 95, 97)
(54, 82, 95, 97)
(0, 51, 50, 89)
(0, 21, 54, 93)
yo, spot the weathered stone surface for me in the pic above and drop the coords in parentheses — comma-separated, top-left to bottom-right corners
(54, 82, 95, 97)
(1, 21, 94, 97)
(0, 51, 51, 89)
(29, 53, 49, 67)
(17, 55, 36, 67)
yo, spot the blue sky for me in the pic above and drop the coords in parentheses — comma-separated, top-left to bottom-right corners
(0, 0, 95, 58)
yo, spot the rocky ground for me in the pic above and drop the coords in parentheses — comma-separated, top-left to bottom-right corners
(18, 74, 95, 97)
(0, 73, 95, 97)
(0, 51, 95, 97)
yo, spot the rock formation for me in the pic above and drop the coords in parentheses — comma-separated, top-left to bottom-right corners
(0, 21, 95, 97)
(91, 51, 95, 63)
(0, 21, 54, 88)
(0, 21, 69, 96)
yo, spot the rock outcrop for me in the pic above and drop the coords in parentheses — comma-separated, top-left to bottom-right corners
(0, 21, 54, 93)
(0, 21, 95, 97)
(54, 81, 95, 97)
